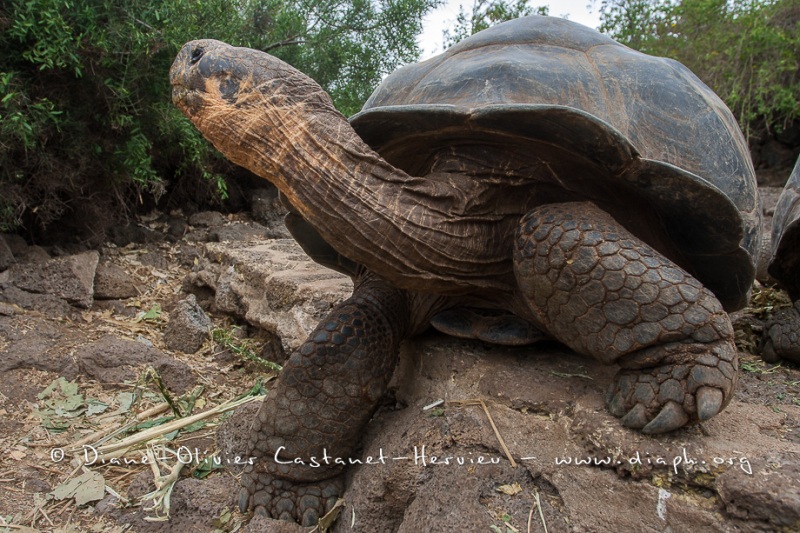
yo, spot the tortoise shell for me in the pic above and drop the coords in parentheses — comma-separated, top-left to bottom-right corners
(768, 156, 800, 300)
(350, 16, 759, 311)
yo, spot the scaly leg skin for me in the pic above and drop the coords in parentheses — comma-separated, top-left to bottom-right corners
(514, 202, 738, 433)
(238, 272, 409, 525)
(762, 301, 800, 364)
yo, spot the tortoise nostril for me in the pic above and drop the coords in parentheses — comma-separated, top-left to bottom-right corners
(190, 46, 204, 64)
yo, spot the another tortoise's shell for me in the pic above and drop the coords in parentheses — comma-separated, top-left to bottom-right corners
(768, 157, 800, 300)
(350, 16, 759, 311)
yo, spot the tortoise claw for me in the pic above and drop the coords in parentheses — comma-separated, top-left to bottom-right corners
(696, 386, 723, 421)
(760, 337, 780, 363)
(302, 508, 320, 527)
(238, 487, 251, 513)
(237, 469, 343, 524)
(642, 401, 689, 434)
(620, 403, 649, 429)
(607, 390, 628, 417)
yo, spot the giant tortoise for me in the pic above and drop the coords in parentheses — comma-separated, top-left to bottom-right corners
(170, 15, 759, 525)
(764, 156, 800, 362)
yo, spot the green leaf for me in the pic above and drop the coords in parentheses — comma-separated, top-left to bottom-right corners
(50, 471, 105, 506)
(192, 454, 224, 479)
(86, 399, 110, 416)
(134, 303, 162, 323)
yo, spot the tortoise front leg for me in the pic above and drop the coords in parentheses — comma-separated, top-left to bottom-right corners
(514, 202, 738, 433)
(238, 272, 408, 525)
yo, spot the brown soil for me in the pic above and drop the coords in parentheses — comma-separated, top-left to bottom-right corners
(0, 215, 274, 532)
(0, 209, 799, 532)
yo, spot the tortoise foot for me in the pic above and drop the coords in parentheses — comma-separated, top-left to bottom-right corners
(608, 338, 738, 433)
(238, 469, 343, 526)
(761, 301, 800, 363)
(515, 201, 739, 431)
(234, 272, 406, 525)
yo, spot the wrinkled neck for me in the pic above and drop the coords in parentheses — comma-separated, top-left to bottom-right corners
(271, 112, 422, 281)
(231, 104, 517, 294)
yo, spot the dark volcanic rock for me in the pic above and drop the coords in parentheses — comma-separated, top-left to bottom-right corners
(188, 211, 226, 228)
(717, 453, 800, 529)
(138, 251, 170, 270)
(15, 245, 50, 264)
(249, 187, 283, 224)
(163, 294, 211, 354)
(0, 316, 80, 381)
(9, 250, 99, 308)
(110, 223, 162, 247)
(216, 401, 260, 474)
(0, 235, 14, 271)
(166, 217, 190, 240)
(76, 335, 162, 384)
(76, 335, 193, 390)
(118, 475, 238, 533)
(209, 222, 275, 242)
(1, 233, 28, 256)
(153, 356, 197, 394)
(248, 187, 291, 238)
(0, 283, 76, 317)
(94, 262, 139, 300)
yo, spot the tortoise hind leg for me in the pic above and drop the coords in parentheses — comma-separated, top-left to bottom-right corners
(514, 202, 738, 433)
(761, 301, 800, 363)
(238, 272, 408, 525)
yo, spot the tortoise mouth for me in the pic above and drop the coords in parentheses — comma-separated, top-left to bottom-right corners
(171, 85, 191, 107)
(170, 55, 202, 115)
(170, 82, 209, 121)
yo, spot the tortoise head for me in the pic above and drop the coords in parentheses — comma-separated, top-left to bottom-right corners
(170, 39, 343, 181)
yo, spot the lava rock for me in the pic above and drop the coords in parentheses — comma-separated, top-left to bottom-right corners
(167, 217, 190, 240)
(717, 453, 800, 528)
(94, 262, 139, 300)
(9, 250, 99, 308)
(201, 240, 351, 350)
(118, 475, 237, 532)
(0, 235, 14, 271)
(76, 334, 190, 387)
(209, 222, 274, 242)
(1, 233, 28, 256)
(188, 211, 226, 228)
(0, 283, 76, 317)
(0, 316, 81, 379)
(15, 245, 50, 264)
(164, 294, 211, 353)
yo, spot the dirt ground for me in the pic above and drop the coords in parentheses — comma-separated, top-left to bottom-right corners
(0, 206, 799, 532)
(0, 214, 280, 532)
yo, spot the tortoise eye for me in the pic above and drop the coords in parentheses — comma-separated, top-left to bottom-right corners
(190, 46, 204, 64)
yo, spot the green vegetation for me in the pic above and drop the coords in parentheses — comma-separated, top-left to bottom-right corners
(0, 0, 437, 233)
(598, 0, 800, 140)
(212, 326, 283, 373)
(2, 0, 798, 235)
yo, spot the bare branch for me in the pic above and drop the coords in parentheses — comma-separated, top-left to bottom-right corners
(263, 36, 307, 51)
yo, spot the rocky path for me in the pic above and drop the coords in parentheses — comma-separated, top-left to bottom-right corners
(0, 204, 798, 532)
